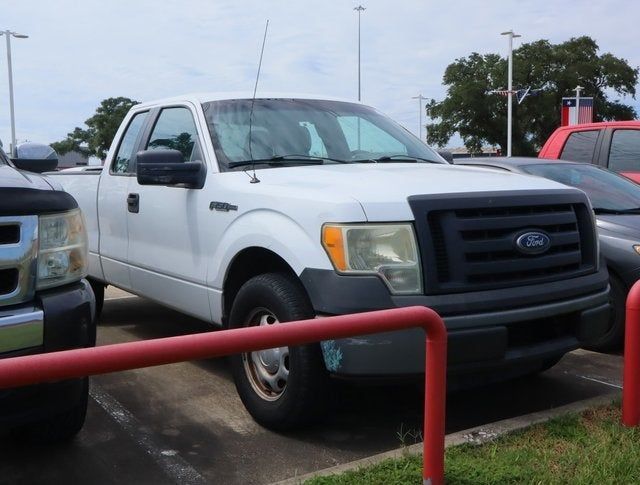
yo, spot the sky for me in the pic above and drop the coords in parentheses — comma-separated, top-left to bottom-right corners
(0, 0, 638, 151)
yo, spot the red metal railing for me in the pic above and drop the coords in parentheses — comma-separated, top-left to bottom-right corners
(623, 281, 640, 426)
(0, 306, 447, 485)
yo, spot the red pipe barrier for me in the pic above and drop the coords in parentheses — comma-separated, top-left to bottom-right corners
(0, 306, 446, 485)
(623, 280, 640, 426)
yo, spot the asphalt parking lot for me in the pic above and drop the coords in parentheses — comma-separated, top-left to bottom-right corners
(0, 287, 623, 485)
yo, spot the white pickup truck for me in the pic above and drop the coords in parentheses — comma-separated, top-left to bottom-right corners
(51, 94, 610, 430)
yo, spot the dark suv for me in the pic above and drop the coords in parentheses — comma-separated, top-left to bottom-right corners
(0, 145, 95, 442)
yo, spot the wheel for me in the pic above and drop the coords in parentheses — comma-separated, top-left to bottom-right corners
(228, 272, 329, 430)
(583, 275, 626, 352)
(12, 378, 88, 444)
(88, 278, 105, 320)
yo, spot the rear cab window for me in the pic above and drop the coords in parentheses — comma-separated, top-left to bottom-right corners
(608, 129, 640, 173)
(559, 130, 599, 163)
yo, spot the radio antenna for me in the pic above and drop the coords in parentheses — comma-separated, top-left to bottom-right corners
(246, 19, 269, 184)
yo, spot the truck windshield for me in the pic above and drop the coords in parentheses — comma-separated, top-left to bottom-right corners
(201, 99, 445, 171)
(0, 147, 9, 166)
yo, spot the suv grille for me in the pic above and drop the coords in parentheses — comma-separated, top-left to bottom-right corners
(0, 269, 18, 296)
(409, 193, 597, 294)
(0, 216, 38, 306)
(0, 225, 19, 245)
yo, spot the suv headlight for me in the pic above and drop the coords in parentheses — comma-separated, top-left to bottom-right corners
(37, 209, 88, 290)
(322, 223, 422, 294)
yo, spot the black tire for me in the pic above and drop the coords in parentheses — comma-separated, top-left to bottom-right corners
(88, 278, 105, 321)
(228, 272, 329, 431)
(12, 378, 88, 444)
(583, 275, 626, 352)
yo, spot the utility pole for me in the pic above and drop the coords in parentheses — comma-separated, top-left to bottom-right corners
(500, 29, 521, 157)
(0, 30, 28, 157)
(412, 94, 428, 141)
(354, 5, 365, 101)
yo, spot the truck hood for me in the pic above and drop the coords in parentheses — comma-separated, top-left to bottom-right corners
(255, 163, 575, 220)
(0, 164, 55, 191)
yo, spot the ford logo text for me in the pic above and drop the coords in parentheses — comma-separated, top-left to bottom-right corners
(515, 231, 551, 255)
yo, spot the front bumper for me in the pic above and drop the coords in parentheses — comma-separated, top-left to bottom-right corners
(0, 279, 95, 429)
(301, 268, 610, 377)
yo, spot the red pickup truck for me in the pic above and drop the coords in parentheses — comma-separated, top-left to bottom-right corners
(539, 121, 640, 183)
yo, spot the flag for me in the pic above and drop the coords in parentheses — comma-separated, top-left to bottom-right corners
(561, 97, 594, 126)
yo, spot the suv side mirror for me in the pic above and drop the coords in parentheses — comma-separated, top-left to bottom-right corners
(11, 142, 59, 173)
(136, 149, 205, 189)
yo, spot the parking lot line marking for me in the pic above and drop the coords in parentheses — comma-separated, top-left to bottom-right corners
(104, 295, 139, 301)
(90, 385, 207, 485)
(575, 374, 622, 389)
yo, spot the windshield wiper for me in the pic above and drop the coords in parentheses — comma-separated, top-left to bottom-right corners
(351, 154, 441, 164)
(593, 207, 640, 215)
(228, 154, 348, 169)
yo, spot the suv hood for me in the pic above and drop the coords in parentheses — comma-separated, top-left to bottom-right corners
(255, 163, 578, 220)
(0, 164, 55, 191)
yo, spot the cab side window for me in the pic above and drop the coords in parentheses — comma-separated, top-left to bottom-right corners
(609, 129, 640, 172)
(559, 130, 599, 163)
(111, 111, 148, 174)
(146, 107, 202, 162)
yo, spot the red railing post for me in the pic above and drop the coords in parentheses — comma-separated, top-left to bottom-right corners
(423, 318, 447, 485)
(623, 280, 640, 426)
(0, 306, 446, 484)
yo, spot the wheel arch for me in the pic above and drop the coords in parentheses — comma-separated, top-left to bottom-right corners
(222, 247, 301, 327)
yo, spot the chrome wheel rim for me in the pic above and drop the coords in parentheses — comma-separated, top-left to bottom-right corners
(242, 308, 289, 402)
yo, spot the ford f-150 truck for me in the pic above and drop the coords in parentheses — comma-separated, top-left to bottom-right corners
(51, 94, 610, 430)
(0, 144, 95, 442)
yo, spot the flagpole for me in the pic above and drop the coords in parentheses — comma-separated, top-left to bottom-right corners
(575, 85, 583, 125)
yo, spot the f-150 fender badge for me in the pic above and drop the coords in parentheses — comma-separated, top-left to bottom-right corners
(209, 201, 238, 212)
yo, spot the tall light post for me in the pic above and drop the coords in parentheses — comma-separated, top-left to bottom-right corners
(0, 30, 28, 157)
(412, 94, 428, 141)
(501, 29, 521, 157)
(354, 5, 365, 101)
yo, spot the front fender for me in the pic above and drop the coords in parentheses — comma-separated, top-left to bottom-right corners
(207, 209, 333, 290)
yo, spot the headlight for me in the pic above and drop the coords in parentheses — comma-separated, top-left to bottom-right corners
(37, 209, 88, 289)
(322, 223, 422, 294)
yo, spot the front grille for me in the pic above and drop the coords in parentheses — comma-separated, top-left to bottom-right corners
(0, 225, 19, 245)
(409, 193, 598, 294)
(0, 269, 18, 296)
(0, 215, 37, 306)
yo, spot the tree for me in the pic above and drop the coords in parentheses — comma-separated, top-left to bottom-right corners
(427, 36, 638, 156)
(51, 97, 138, 159)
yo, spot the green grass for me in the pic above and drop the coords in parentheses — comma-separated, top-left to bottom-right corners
(306, 403, 640, 484)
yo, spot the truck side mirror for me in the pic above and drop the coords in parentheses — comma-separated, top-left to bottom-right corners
(11, 142, 59, 173)
(136, 149, 205, 189)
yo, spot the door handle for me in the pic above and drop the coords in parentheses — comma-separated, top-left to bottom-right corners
(127, 193, 140, 213)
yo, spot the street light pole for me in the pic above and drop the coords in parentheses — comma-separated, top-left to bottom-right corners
(501, 29, 521, 157)
(412, 94, 427, 141)
(354, 5, 365, 102)
(0, 29, 28, 158)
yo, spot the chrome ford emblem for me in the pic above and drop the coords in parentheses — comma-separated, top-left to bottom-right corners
(515, 231, 551, 255)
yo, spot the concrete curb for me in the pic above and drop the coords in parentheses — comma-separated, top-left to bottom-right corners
(272, 391, 619, 485)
